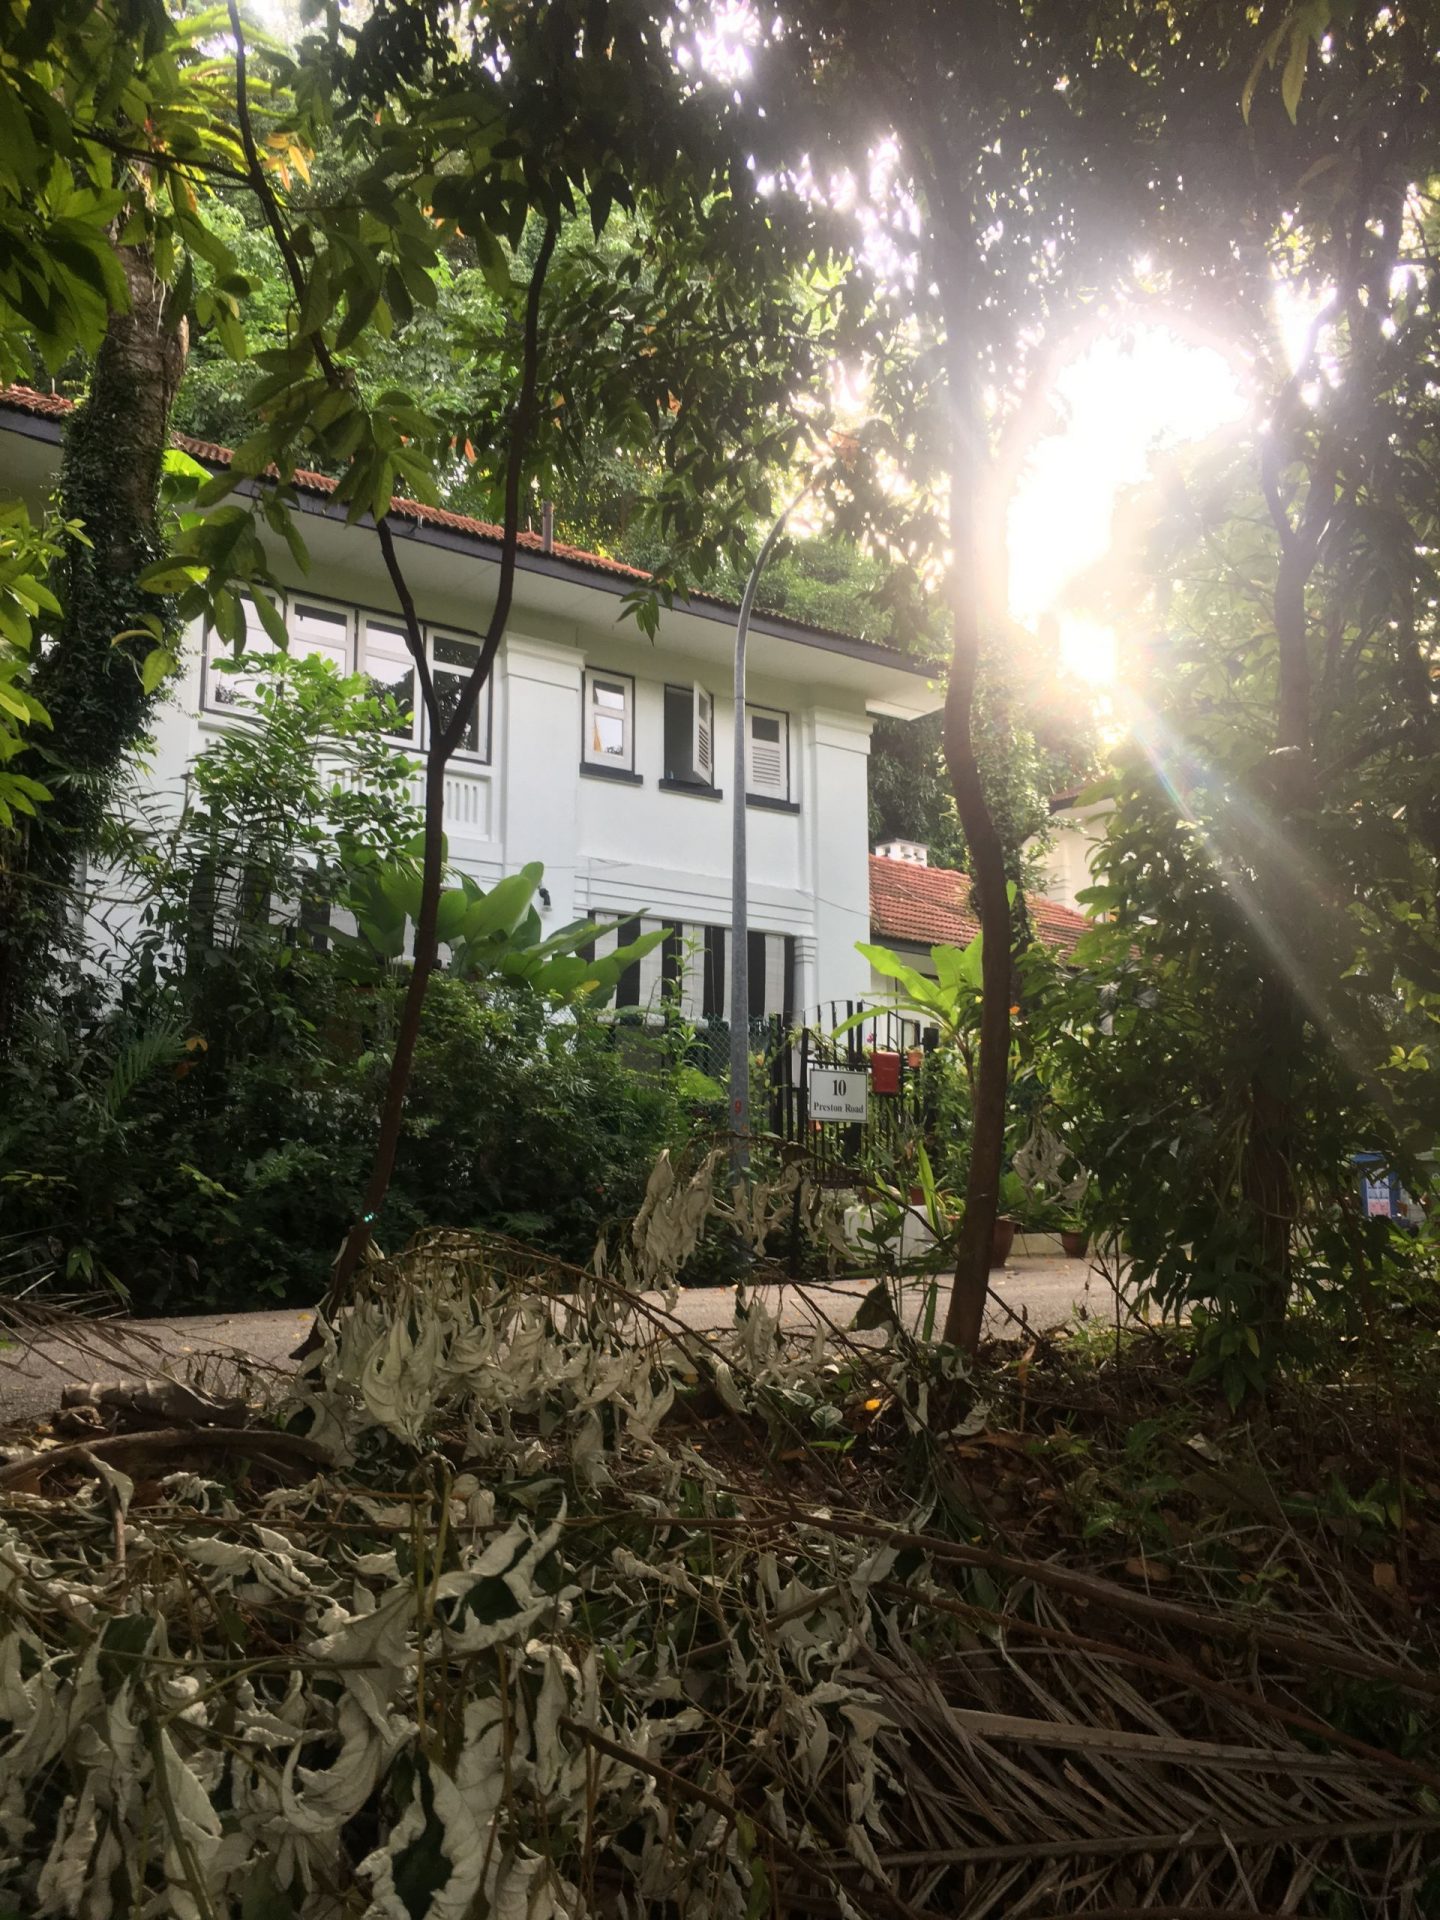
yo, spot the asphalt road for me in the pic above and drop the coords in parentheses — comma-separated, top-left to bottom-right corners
(0, 1256, 1123, 1430)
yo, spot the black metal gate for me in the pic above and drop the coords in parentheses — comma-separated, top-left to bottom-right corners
(765, 1002, 937, 1183)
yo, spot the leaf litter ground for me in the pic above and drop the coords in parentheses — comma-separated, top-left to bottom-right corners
(0, 1230, 1437, 1918)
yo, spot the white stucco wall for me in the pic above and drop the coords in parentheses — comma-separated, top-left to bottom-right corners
(79, 534, 882, 1012)
(1, 407, 943, 1014)
(804, 710, 874, 1007)
(1028, 801, 1112, 914)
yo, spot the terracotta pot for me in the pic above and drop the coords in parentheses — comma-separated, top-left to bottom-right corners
(1061, 1229, 1090, 1260)
(908, 1185, 926, 1205)
(989, 1218, 1016, 1269)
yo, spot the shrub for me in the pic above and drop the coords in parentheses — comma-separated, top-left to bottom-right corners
(0, 656, 689, 1312)
(0, 970, 687, 1312)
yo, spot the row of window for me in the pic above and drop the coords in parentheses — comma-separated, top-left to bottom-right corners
(204, 594, 492, 758)
(583, 668, 793, 805)
(204, 596, 794, 805)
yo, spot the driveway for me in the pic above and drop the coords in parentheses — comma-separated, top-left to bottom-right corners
(0, 1256, 1124, 1429)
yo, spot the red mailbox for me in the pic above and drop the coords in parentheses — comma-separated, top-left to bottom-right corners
(870, 1050, 901, 1096)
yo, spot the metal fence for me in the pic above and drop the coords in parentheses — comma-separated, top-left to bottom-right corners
(766, 1002, 937, 1183)
(606, 1003, 939, 1182)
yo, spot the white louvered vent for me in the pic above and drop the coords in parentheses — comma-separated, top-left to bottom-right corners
(746, 707, 788, 798)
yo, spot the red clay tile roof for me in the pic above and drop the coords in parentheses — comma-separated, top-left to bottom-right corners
(0, 383, 650, 583)
(2, 384, 70, 420)
(0, 386, 927, 664)
(869, 854, 1088, 958)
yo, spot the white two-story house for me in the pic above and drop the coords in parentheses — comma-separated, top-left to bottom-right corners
(0, 386, 939, 1023)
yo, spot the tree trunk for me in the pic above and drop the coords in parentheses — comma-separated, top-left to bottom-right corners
(936, 262, 1011, 1355)
(1242, 969, 1301, 1321)
(325, 750, 447, 1307)
(1242, 469, 1324, 1326)
(0, 244, 186, 1050)
(319, 216, 561, 1311)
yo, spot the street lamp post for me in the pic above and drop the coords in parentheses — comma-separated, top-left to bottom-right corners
(729, 486, 816, 1184)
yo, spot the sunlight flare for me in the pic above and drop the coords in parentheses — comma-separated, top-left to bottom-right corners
(1007, 324, 1249, 682)
(1058, 616, 1118, 687)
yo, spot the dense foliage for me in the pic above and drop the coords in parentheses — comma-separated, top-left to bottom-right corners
(0, 661, 685, 1310)
(0, 971, 682, 1312)
(0, 0, 1437, 1392)
(0, 0, 234, 958)
(1017, 4, 1440, 1381)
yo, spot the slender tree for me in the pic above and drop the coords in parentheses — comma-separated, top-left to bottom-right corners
(1063, 2, 1440, 1365)
(165, 0, 839, 1302)
(740, 2, 1189, 1347)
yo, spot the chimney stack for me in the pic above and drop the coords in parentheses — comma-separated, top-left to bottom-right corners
(541, 500, 554, 553)
(874, 838, 929, 866)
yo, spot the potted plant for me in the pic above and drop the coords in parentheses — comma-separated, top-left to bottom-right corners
(1059, 1214, 1090, 1260)
(1057, 1175, 1092, 1258)
(991, 1171, 1027, 1268)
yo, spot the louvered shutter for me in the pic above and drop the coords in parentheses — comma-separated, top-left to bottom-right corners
(693, 684, 714, 784)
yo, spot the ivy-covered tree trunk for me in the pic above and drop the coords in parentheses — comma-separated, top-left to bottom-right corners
(0, 244, 186, 1048)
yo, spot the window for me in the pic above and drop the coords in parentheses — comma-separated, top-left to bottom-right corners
(748, 930, 768, 1020)
(288, 601, 351, 674)
(205, 595, 349, 718)
(428, 632, 490, 759)
(206, 597, 351, 713)
(203, 599, 491, 763)
(662, 682, 715, 788)
(613, 916, 643, 1009)
(745, 704, 790, 802)
(362, 617, 416, 741)
(582, 668, 635, 772)
(360, 620, 490, 758)
(203, 591, 287, 711)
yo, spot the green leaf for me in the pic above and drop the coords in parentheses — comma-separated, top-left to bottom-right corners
(380, 862, 424, 925)
(136, 559, 206, 595)
(140, 647, 178, 693)
(933, 934, 983, 993)
(252, 591, 289, 649)
(855, 941, 938, 1003)
(435, 888, 468, 945)
(530, 954, 592, 995)
(161, 446, 210, 483)
(461, 864, 542, 942)
(470, 222, 513, 299)
(1281, 28, 1309, 122)
(297, 253, 331, 337)
(212, 586, 244, 649)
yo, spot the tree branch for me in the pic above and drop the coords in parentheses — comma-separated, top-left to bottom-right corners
(225, 0, 435, 717)
(441, 210, 561, 760)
